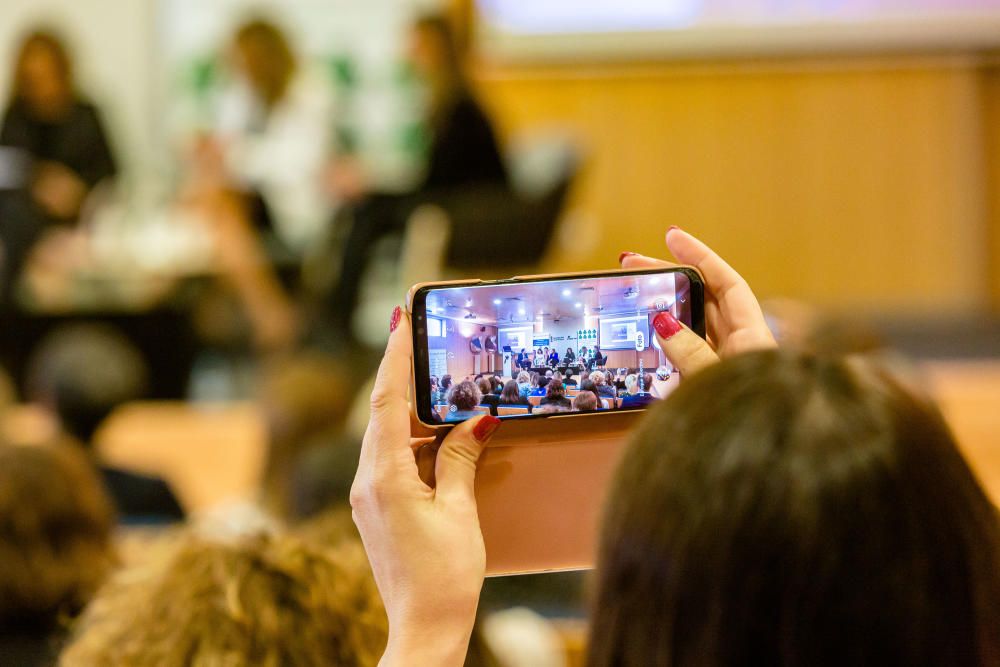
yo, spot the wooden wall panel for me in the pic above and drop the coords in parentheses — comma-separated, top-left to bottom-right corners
(471, 55, 993, 313)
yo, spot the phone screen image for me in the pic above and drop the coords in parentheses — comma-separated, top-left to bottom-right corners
(412, 268, 704, 425)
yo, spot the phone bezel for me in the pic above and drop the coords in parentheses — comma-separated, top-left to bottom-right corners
(410, 266, 706, 428)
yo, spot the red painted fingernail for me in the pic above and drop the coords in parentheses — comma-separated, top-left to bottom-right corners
(619, 251, 637, 264)
(668, 225, 681, 232)
(473, 415, 502, 442)
(389, 306, 402, 333)
(653, 311, 683, 340)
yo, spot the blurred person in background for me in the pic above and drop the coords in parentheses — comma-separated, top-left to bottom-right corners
(445, 380, 483, 423)
(322, 13, 507, 341)
(26, 323, 184, 523)
(571, 390, 599, 412)
(0, 441, 115, 666)
(59, 532, 387, 666)
(193, 17, 335, 256)
(1, 29, 116, 226)
(477, 377, 500, 416)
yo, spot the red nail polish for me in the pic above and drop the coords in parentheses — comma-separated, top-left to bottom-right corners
(619, 251, 637, 264)
(653, 311, 683, 340)
(473, 415, 502, 442)
(389, 306, 402, 333)
(668, 226, 681, 232)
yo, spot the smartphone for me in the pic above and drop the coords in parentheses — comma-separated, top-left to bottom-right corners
(407, 266, 705, 575)
(409, 266, 705, 427)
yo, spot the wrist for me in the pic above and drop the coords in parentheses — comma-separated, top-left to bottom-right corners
(380, 617, 476, 667)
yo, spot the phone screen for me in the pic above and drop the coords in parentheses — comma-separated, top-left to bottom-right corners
(411, 267, 704, 425)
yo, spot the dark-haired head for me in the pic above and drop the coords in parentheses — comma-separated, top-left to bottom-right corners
(11, 29, 74, 115)
(500, 380, 520, 404)
(26, 324, 149, 445)
(590, 350, 1000, 666)
(545, 382, 565, 401)
(441, 375, 453, 390)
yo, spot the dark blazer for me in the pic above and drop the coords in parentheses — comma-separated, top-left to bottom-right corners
(479, 393, 501, 417)
(424, 93, 506, 191)
(1, 99, 117, 192)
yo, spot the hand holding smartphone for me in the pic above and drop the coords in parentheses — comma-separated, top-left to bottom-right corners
(407, 266, 705, 574)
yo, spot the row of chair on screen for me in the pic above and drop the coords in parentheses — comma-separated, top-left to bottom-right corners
(433, 396, 622, 421)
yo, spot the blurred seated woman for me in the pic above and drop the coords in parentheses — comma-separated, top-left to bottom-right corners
(60, 532, 387, 666)
(528, 375, 549, 397)
(445, 380, 482, 423)
(1, 30, 117, 227)
(515, 371, 531, 399)
(621, 372, 656, 409)
(0, 442, 115, 666)
(498, 380, 529, 411)
(564, 347, 576, 363)
(352, 228, 1000, 666)
(571, 390, 599, 412)
(476, 377, 499, 416)
(324, 14, 507, 338)
(590, 369, 616, 399)
(539, 380, 571, 411)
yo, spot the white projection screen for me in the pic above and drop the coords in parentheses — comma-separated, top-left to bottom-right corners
(476, 0, 1000, 61)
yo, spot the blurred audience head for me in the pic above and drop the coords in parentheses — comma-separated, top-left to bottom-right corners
(545, 381, 566, 402)
(27, 324, 148, 445)
(591, 350, 1000, 665)
(500, 380, 520, 404)
(0, 442, 115, 631)
(232, 18, 296, 107)
(572, 391, 598, 412)
(476, 377, 492, 398)
(11, 29, 73, 116)
(591, 371, 606, 387)
(61, 531, 387, 666)
(516, 371, 530, 385)
(448, 380, 481, 412)
(624, 374, 638, 395)
(258, 352, 351, 518)
(580, 378, 597, 394)
(440, 374, 453, 391)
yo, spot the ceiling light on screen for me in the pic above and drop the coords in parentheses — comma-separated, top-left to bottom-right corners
(562, 289, 572, 297)
(574, 302, 582, 309)
(493, 299, 502, 305)
(649, 276, 661, 285)
(518, 307, 526, 315)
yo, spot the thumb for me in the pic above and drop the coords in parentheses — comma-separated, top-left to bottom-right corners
(434, 415, 501, 502)
(652, 311, 719, 377)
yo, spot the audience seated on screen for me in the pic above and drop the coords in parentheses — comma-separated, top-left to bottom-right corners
(529, 375, 550, 397)
(516, 371, 531, 399)
(59, 532, 387, 666)
(540, 381, 572, 411)
(435, 374, 453, 404)
(26, 324, 184, 523)
(572, 390, 599, 412)
(445, 380, 483, 423)
(1, 29, 117, 226)
(590, 370, 616, 399)
(498, 380, 530, 411)
(0, 441, 115, 667)
(477, 377, 500, 416)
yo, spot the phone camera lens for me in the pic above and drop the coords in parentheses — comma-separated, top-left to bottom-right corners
(417, 328, 425, 335)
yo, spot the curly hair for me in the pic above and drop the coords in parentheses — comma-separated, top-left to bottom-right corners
(0, 442, 115, 629)
(60, 531, 387, 666)
(447, 380, 482, 411)
(546, 381, 566, 401)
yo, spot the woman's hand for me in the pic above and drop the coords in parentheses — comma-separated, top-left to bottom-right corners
(351, 307, 501, 666)
(622, 227, 776, 375)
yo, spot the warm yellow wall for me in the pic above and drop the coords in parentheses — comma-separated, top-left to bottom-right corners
(472, 55, 994, 314)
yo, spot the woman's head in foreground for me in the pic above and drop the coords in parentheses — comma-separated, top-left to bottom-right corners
(61, 531, 387, 666)
(591, 350, 1000, 666)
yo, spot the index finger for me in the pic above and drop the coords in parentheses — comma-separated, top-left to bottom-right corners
(665, 228, 768, 332)
(359, 308, 418, 473)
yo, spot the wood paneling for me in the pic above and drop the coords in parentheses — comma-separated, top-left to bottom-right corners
(471, 54, 994, 313)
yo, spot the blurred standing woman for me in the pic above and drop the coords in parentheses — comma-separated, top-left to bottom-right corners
(1, 30, 117, 224)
